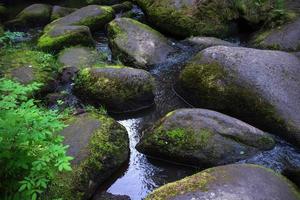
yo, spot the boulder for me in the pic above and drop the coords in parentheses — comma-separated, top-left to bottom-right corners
(58, 46, 100, 69)
(74, 65, 155, 113)
(58, 46, 103, 82)
(93, 192, 131, 200)
(135, 0, 280, 38)
(0, 4, 7, 22)
(86, 0, 124, 5)
(51, 5, 77, 21)
(137, 109, 275, 167)
(46, 5, 115, 31)
(252, 17, 300, 51)
(5, 4, 52, 28)
(107, 18, 176, 69)
(48, 113, 129, 200)
(37, 25, 95, 52)
(176, 46, 300, 146)
(185, 37, 237, 49)
(146, 164, 300, 200)
(0, 49, 59, 86)
(111, 1, 133, 13)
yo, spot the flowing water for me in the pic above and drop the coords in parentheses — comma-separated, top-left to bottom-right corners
(3, 2, 300, 200)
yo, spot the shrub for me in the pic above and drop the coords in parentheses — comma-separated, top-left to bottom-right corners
(0, 79, 73, 200)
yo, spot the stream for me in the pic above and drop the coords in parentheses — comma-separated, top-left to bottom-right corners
(3, 2, 300, 200)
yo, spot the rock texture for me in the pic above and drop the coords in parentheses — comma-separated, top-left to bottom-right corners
(74, 66, 155, 112)
(136, 0, 280, 37)
(176, 46, 300, 146)
(146, 164, 300, 200)
(107, 17, 176, 69)
(137, 109, 275, 167)
(252, 17, 300, 51)
(5, 4, 52, 28)
(51, 5, 77, 21)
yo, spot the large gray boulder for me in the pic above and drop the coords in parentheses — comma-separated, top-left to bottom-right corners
(137, 109, 275, 167)
(48, 113, 129, 200)
(252, 17, 300, 51)
(5, 4, 52, 28)
(74, 66, 155, 112)
(176, 46, 300, 146)
(146, 164, 300, 200)
(107, 17, 177, 69)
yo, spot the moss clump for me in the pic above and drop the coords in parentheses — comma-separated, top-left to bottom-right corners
(146, 170, 214, 200)
(47, 113, 129, 200)
(137, 0, 292, 38)
(0, 49, 59, 85)
(38, 26, 95, 52)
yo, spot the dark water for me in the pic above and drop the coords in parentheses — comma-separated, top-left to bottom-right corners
(3, 2, 300, 200)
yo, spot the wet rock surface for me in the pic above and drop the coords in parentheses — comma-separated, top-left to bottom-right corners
(146, 164, 300, 200)
(74, 66, 155, 113)
(137, 108, 275, 167)
(107, 17, 177, 69)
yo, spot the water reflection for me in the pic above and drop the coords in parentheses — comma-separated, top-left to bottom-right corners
(108, 118, 196, 200)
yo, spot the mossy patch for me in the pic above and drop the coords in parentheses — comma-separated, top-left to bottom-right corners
(38, 26, 95, 52)
(0, 49, 60, 85)
(137, 0, 292, 38)
(146, 169, 214, 200)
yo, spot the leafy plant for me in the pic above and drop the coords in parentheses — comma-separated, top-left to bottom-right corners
(0, 79, 73, 200)
(0, 31, 26, 46)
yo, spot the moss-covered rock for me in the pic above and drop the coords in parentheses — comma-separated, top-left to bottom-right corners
(137, 109, 275, 167)
(58, 46, 100, 69)
(74, 65, 155, 113)
(107, 17, 176, 69)
(58, 46, 103, 82)
(111, 1, 133, 13)
(48, 113, 129, 200)
(46, 5, 115, 32)
(0, 4, 7, 22)
(38, 25, 95, 52)
(252, 17, 300, 51)
(92, 192, 131, 200)
(0, 49, 59, 87)
(185, 36, 237, 50)
(5, 4, 52, 29)
(136, 0, 289, 38)
(146, 164, 300, 200)
(176, 46, 300, 147)
(86, 0, 125, 5)
(51, 5, 77, 21)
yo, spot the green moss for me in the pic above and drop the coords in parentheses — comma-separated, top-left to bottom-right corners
(71, 6, 115, 31)
(48, 113, 128, 200)
(137, 0, 291, 38)
(0, 49, 59, 85)
(146, 170, 214, 200)
(74, 66, 153, 108)
(38, 27, 94, 52)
